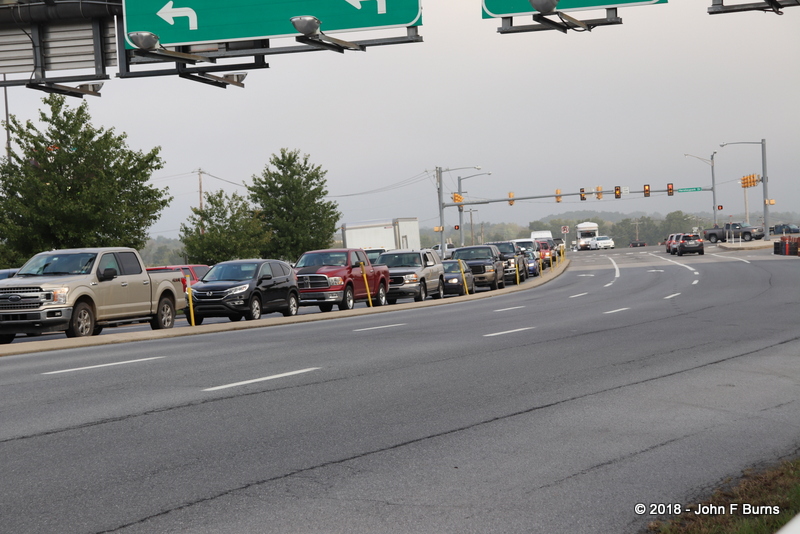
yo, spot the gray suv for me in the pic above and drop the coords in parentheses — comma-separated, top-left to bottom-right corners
(375, 249, 445, 303)
(451, 245, 505, 291)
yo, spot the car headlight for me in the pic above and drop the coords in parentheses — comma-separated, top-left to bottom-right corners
(45, 287, 69, 305)
(446, 277, 460, 284)
(403, 274, 419, 283)
(485, 266, 495, 273)
(328, 276, 344, 286)
(225, 284, 250, 296)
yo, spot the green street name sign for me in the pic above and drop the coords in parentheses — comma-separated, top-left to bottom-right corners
(123, 0, 422, 47)
(677, 187, 703, 193)
(483, 0, 665, 18)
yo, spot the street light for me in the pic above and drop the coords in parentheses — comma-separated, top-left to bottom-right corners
(457, 171, 492, 245)
(720, 139, 770, 240)
(436, 165, 480, 254)
(684, 152, 717, 226)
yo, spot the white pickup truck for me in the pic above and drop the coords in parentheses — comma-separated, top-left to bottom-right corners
(0, 247, 186, 344)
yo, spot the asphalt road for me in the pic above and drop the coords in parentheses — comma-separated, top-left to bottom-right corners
(2, 245, 798, 533)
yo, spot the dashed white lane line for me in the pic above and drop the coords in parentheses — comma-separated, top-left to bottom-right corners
(484, 327, 535, 337)
(664, 293, 681, 299)
(354, 324, 406, 332)
(495, 306, 525, 312)
(42, 357, 164, 375)
(604, 308, 630, 314)
(712, 253, 751, 263)
(204, 368, 320, 392)
(570, 293, 588, 298)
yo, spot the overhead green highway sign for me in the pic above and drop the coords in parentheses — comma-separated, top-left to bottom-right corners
(123, 0, 422, 47)
(483, 0, 665, 18)
(677, 187, 703, 193)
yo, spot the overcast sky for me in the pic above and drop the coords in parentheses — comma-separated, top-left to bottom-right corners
(5, 0, 799, 238)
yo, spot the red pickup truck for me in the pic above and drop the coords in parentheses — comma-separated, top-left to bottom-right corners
(294, 248, 390, 312)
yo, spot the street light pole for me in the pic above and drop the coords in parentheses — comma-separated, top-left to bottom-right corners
(436, 165, 480, 254)
(684, 152, 717, 226)
(720, 139, 770, 240)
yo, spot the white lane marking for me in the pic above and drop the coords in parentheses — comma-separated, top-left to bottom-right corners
(664, 293, 681, 299)
(604, 308, 630, 314)
(604, 283, 614, 287)
(692, 280, 699, 285)
(712, 253, 751, 263)
(647, 269, 664, 272)
(608, 257, 621, 278)
(483, 327, 534, 337)
(354, 323, 406, 332)
(204, 368, 320, 392)
(577, 274, 595, 277)
(42, 357, 164, 375)
(570, 293, 588, 298)
(495, 306, 525, 312)
(649, 253, 699, 272)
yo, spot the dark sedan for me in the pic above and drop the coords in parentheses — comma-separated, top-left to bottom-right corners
(185, 259, 299, 324)
(442, 259, 475, 296)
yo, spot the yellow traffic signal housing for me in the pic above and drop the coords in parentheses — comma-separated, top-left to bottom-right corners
(580, 187, 586, 201)
(595, 186, 603, 200)
(614, 186, 621, 199)
(508, 192, 515, 206)
(555, 189, 562, 203)
(453, 193, 464, 202)
(667, 183, 674, 196)
(643, 184, 650, 197)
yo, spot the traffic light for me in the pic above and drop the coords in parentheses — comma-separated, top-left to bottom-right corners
(741, 175, 750, 188)
(643, 184, 650, 197)
(555, 189, 562, 203)
(614, 186, 621, 199)
(580, 187, 586, 201)
(595, 186, 603, 200)
(434, 226, 443, 232)
(667, 183, 674, 196)
(508, 192, 515, 206)
(454, 225, 460, 230)
(717, 205, 723, 210)
(452, 193, 463, 203)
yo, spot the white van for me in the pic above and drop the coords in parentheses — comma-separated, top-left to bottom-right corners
(530, 230, 553, 241)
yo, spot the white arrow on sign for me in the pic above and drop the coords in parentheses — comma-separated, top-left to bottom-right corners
(158, 1, 199, 30)
(345, 0, 387, 14)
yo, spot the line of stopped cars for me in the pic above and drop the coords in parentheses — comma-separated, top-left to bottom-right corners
(183, 241, 554, 323)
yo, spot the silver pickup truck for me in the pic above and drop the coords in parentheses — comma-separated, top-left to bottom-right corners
(0, 247, 186, 344)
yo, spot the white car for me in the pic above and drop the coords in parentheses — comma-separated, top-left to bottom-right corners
(590, 236, 615, 250)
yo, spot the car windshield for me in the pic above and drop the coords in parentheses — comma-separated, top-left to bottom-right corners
(16, 253, 97, 276)
(452, 247, 492, 260)
(376, 253, 422, 268)
(442, 261, 464, 273)
(597, 237, 610, 241)
(493, 243, 514, 254)
(295, 252, 348, 268)
(203, 262, 258, 281)
(683, 234, 700, 240)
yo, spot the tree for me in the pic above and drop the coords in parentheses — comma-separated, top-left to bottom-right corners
(0, 95, 170, 266)
(180, 190, 270, 265)
(248, 148, 341, 262)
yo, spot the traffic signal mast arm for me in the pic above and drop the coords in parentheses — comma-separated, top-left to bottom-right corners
(443, 186, 693, 207)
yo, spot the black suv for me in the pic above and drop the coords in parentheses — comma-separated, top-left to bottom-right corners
(185, 259, 299, 324)
(486, 241, 528, 284)
(675, 233, 704, 256)
(451, 245, 505, 290)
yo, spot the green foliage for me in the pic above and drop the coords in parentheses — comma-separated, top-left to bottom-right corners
(0, 95, 170, 267)
(248, 148, 340, 262)
(179, 190, 269, 265)
(139, 236, 186, 266)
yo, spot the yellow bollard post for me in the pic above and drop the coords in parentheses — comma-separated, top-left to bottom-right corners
(187, 285, 196, 326)
(515, 261, 520, 285)
(458, 261, 469, 295)
(360, 262, 373, 307)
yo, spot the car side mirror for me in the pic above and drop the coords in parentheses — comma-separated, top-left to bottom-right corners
(260, 274, 273, 282)
(98, 268, 117, 281)
(499, 253, 508, 261)
(426, 260, 434, 267)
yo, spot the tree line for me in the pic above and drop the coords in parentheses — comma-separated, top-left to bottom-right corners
(0, 96, 340, 268)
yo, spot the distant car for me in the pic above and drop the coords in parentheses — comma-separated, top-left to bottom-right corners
(486, 240, 528, 284)
(0, 268, 18, 279)
(629, 241, 647, 248)
(772, 224, 800, 235)
(589, 236, 615, 250)
(510, 239, 540, 262)
(524, 251, 540, 277)
(442, 259, 475, 296)
(536, 240, 554, 268)
(185, 259, 299, 324)
(674, 233, 704, 256)
(665, 233, 680, 253)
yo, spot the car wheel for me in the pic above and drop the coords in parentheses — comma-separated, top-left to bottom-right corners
(282, 293, 299, 317)
(92, 326, 104, 336)
(319, 303, 334, 312)
(499, 275, 506, 289)
(708, 234, 718, 243)
(190, 315, 204, 325)
(431, 279, 444, 300)
(699, 250, 705, 255)
(387, 298, 397, 305)
(246, 296, 262, 320)
(229, 314, 243, 321)
(338, 286, 355, 311)
(65, 302, 94, 338)
(490, 276, 499, 290)
(677, 249, 683, 256)
(414, 281, 427, 302)
(374, 284, 388, 306)
(150, 297, 175, 330)
(0, 333, 15, 344)
(743, 233, 752, 241)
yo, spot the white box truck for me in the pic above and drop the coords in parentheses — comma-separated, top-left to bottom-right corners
(341, 218, 421, 252)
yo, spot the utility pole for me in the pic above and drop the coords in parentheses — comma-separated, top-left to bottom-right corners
(196, 168, 205, 234)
